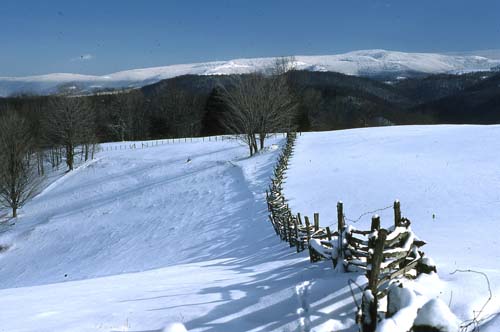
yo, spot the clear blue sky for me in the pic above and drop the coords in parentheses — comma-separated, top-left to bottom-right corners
(1, 0, 499, 76)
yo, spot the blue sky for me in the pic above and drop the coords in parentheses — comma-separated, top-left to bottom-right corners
(1, 0, 499, 76)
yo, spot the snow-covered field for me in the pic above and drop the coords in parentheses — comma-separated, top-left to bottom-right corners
(1, 125, 500, 331)
(1, 49, 500, 96)
(285, 125, 500, 330)
(0, 136, 355, 332)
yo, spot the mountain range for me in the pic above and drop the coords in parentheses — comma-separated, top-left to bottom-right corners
(1, 49, 500, 97)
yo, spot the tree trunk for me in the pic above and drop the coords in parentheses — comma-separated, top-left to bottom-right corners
(251, 134, 258, 153)
(37, 151, 44, 176)
(66, 144, 74, 171)
(259, 133, 265, 150)
(84, 144, 89, 161)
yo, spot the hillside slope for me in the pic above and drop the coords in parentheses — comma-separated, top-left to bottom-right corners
(1, 126, 500, 331)
(0, 137, 356, 332)
(0, 137, 292, 288)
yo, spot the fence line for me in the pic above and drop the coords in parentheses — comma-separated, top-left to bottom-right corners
(266, 132, 437, 332)
(96, 133, 289, 153)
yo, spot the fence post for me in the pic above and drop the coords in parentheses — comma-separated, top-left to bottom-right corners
(305, 216, 313, 262)
(314, 213, 319, 232)
(394, 200, 401, 227)
(337, 201, 345, 270)
(371, 215, 381, 232)
(293, 217, 300, 252)
(337, 201, 344, 232)
(297, 213, 305, 251)
(297, 212, 302, 225)
(326, 226, 335, 267)
(362, 228, 387, 332)
(368, 228, 386, 292)
(287, 208, 293, 247)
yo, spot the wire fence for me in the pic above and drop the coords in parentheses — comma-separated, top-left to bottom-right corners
(96, 133, 288, 152)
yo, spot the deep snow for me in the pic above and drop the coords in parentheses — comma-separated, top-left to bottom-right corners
(284, 125, 500, 330)
(1, 125, 500, 331)
(0, 136, 359, 332)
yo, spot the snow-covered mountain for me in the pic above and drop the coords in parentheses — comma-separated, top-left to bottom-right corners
(1, 49, 500, 97)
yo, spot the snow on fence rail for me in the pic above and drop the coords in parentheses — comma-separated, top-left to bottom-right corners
(266, 132, 437, 332)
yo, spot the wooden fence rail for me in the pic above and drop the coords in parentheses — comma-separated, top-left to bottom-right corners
(266, 132, 437, 332)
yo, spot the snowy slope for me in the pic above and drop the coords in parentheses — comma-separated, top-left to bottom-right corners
(1, 126, 500, 331)
(284, 125, 500, 329)
(1, 49, 500, 96)
(0, 137, 360, 332)
(0, 138, 286, 288)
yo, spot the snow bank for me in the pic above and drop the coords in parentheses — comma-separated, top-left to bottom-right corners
(162, 323, 188, 332)
(413, 299, 460, 332)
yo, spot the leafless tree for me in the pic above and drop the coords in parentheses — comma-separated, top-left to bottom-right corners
(218, 73, 260, 155)
(0, 112, 40, 218)
(44, 97, 95, 171)
(218, 57, 298, 156)
(256, 65, 298, 149)
(269, 56, 297, 76)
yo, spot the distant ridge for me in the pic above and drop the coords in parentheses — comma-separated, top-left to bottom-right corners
(1, 49, 500, 97)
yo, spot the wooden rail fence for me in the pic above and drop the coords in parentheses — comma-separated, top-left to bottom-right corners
(266, 132, 437, 332)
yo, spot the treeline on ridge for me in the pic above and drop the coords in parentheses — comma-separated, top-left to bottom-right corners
(2, 70, 500, 145)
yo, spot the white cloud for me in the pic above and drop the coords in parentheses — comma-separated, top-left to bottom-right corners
(71, 54, 95, 62)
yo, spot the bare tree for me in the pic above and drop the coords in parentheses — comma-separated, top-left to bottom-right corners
(218, 73, 261, 155)
(219, 57, 297, 156)
(0, 112, 39, 218)
(269, 56, 297, 76)
(256, 65, 298, 149)
(44, 97, 95, 171)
